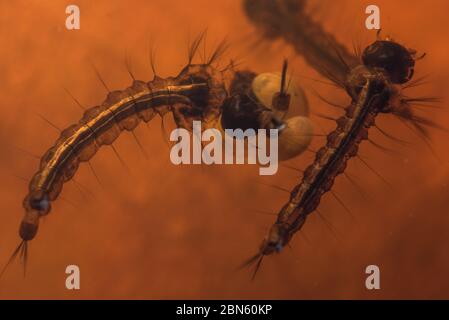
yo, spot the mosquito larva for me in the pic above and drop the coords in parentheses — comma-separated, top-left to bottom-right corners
(242, 0, 437, 276)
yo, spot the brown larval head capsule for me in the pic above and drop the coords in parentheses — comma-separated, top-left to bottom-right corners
(220, 71, 287, 133)
(362, 40, 416, 84)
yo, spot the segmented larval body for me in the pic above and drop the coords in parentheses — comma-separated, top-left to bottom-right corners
(20, 64, 227, 241)
(261, 66, 393, 254)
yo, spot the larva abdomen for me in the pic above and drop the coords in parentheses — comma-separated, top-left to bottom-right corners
(20, 63, 226, 243)
(62, 157, 79, 182)
(94, 118, 122, 146)
(47, 175, 64, 201)
(77, 141, 98, 162)
(127, 80, 155, 122)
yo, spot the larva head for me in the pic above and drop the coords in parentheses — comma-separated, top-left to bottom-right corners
(259, 223, 288, 255)
(362, 40, 416, 84)
(221, 95, 260, 130)
(221, 71, 286, 131)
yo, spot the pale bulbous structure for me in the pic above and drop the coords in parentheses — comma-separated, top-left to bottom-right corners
(251, 72, 309, 119)
(278, 116, 313, 161)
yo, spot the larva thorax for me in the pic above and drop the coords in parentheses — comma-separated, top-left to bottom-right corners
(21, 63, 227, 242)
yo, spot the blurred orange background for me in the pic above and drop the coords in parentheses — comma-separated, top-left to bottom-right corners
(0, 0, 448, 299)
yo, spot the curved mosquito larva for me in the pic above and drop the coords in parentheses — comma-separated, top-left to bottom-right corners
(20, 63, 227, 242)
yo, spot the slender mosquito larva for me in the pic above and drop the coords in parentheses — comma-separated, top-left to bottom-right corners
(242, 0, 438, 277)
(2, 36, 314, 277)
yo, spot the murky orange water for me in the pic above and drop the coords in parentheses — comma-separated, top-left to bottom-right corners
(0, 0, 448, 299)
